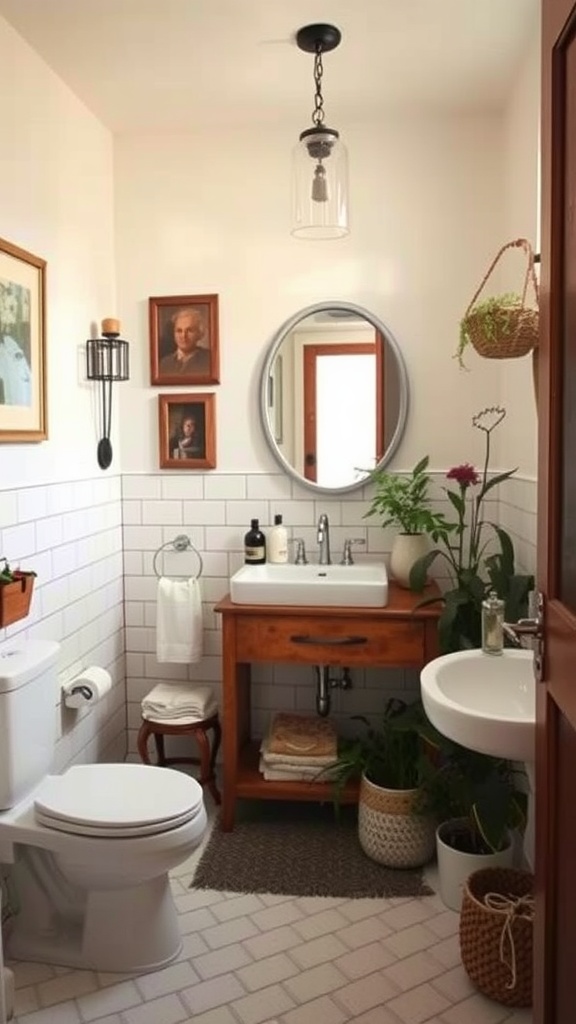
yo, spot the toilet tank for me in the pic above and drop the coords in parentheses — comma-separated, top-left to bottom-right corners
(0, 640, 60, 810)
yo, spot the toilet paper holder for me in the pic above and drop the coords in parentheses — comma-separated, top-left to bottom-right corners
(69, 684, 93, 701)
(62, 666, 112, 708)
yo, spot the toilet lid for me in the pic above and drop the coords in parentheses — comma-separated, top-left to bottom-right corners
(34, 763, 204, 838)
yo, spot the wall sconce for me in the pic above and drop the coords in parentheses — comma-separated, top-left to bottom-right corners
(291, 23, 349, 240)
(86, 318, 129, 470)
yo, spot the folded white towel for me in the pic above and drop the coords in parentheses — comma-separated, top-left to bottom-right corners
(258, 757, 336, 782)
(259, 737, 337, 768)
(142, 683, 217, 721)
(156, 576, 203, 664)
(142, 703, 218, 722)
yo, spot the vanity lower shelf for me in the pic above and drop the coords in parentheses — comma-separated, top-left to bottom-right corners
(236, 740, 359, 804)
(215, 583, 440, 831)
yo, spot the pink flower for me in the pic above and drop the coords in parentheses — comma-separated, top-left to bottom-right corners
(446, 463, 480, 487)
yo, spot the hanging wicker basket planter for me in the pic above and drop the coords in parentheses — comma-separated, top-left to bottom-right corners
(457, 238, 539, 368)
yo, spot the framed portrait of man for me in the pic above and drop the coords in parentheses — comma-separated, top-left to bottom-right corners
(158, 393, 216, 470)
(149, 294, 220, 385)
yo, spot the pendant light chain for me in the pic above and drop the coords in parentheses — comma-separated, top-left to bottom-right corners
(312, 47, 326, 127)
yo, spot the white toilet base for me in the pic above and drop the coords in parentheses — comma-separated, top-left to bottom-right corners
(8, 872, 182, 973)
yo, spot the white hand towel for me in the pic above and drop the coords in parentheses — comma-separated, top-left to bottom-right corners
(142, 683, 217, 720)
(156, 577, 203, 663)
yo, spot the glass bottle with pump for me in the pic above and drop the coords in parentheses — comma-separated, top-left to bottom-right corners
(244, 519, 266, 564)
(482, 589, 504, 656)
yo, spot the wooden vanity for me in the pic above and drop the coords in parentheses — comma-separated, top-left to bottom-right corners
(215, 583, 440, 830)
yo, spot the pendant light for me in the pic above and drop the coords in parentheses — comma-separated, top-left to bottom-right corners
(291, 23, 349, 240)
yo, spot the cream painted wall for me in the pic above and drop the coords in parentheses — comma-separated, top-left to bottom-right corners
(500, 23, 541, 477)
(0, 16, 117, 488)
(115, 114, 510, 478)
(0, 19, 125, 771)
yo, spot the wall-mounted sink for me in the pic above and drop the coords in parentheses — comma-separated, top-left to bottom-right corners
(230, 563, 389, 608)
(420, 648, 535, 762)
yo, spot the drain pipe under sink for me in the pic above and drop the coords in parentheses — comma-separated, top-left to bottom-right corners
(314, 665, 352, 716)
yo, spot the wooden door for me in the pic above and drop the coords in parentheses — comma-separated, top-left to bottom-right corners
(536, 1, 576, 1020)
(302, 338, 384, 483)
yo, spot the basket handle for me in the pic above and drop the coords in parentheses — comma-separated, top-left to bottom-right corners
(464, 238, 539, 320)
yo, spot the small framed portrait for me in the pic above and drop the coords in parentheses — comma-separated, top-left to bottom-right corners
(0, 236, 47, 442)
(159, 392, 216, 470)
(149, 294, 220, 385)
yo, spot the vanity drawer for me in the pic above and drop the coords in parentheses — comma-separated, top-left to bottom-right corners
(234, 614, 425, 666)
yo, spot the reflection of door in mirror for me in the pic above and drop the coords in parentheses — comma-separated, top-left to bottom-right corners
(303, 339, 384, 486)
(260, 302, 408, 495)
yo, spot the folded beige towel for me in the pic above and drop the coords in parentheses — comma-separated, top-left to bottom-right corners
(267, 712, 337, 758)
(258, 756, 336, 782)
(141, 683, 217, 721)
(259, 737, 336, 768)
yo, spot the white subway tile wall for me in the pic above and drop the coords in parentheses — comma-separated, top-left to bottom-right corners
(121, 471, 538, 761)
(0, 470, 537, 772)
(0, 475, 125, 774)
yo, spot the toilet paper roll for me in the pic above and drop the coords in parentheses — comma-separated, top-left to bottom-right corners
(62, 666, 112, 709)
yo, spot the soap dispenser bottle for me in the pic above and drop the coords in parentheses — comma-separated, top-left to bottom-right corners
(268, 514, 288, 564)
(244, 519, 266, 564)
(482, 590, 504, 656)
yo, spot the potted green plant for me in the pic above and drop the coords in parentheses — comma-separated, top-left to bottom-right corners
(328, 697, 437, 868)
(456, 293, 538, 369)
(363, 456, 453, 588)
(417, 725, 527, 910)
(409, 407, 534, 653)
(456, 239, 539, 369)
(0, 558, 36, 627)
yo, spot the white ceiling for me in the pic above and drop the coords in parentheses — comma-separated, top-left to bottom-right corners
(0, 0, 540, 134)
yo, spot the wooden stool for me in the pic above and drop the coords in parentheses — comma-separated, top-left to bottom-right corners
(137, 712, 221, 805)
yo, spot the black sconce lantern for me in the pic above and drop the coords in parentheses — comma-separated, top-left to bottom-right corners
(86, 318, 129, 470)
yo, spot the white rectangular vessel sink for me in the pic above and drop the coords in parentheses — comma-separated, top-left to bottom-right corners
(230, 563, 389, 608)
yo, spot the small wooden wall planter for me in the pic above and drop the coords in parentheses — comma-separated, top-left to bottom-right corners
(0, 575, 35, 627)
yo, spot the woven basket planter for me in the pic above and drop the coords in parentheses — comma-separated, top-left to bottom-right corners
(358, 774, 435, 869)
(458, 238, 539, 367)
(460, 867, 534, 1008)
(464, 305, 538, 361)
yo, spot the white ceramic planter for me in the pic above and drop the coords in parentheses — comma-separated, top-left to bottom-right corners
(390, 533, 429, 589)
(436, 819, 513, 911)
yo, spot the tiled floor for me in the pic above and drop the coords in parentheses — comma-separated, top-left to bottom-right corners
(6, 802, 533, 1024)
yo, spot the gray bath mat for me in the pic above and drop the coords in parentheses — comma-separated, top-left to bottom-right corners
(191, 800, 434, 899)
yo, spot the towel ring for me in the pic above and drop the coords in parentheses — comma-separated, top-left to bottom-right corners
(153, 534, 203, 580)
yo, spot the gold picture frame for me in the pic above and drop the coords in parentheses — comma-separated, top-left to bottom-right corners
(0, 236, 47, 442)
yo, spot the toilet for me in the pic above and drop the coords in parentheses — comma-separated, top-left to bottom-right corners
(0, 640, 207, 974)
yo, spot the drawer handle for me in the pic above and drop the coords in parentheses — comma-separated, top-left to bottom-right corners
(290, 634, 368, 646)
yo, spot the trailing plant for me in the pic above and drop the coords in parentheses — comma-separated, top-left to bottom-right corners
(363, 456, 453, 536)
(0, 558, 36, 584)
(456, 292, 524, 369)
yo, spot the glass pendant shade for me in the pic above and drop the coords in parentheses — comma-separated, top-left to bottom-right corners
(291, 126, 349, 239)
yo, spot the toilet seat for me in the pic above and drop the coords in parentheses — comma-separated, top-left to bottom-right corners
(34, 763, 203, 838)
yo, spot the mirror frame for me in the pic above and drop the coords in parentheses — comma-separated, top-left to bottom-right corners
(259, 301, 410, 494)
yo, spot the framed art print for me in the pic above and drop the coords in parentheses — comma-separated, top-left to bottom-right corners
(0, 236, 47, 442)
(159, 392, 216, 469)
(150, 294, 220, 385)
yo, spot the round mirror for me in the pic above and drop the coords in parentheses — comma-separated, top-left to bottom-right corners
(260, 302, 409, 494)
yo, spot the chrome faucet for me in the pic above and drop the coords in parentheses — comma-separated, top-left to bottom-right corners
(317, 513, 331, 565)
